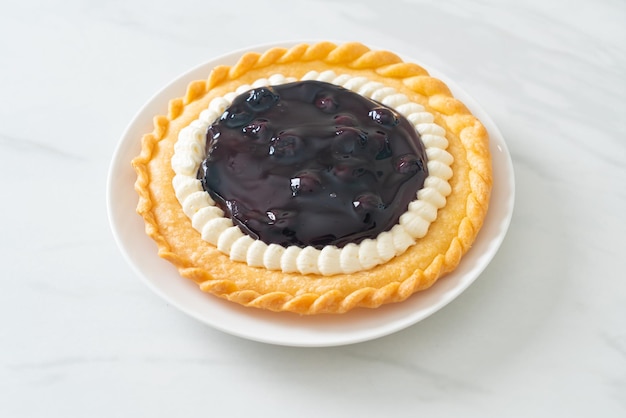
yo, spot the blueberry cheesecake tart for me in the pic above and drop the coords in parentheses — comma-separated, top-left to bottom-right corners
(132, 42, 492, 314)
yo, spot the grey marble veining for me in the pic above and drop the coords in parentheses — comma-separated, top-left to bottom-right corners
(1, 0, 625, 417)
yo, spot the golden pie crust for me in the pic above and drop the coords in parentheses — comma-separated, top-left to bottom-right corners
(132, 42, 492, 314)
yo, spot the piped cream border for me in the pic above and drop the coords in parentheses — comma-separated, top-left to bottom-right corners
(171, 71, 453, 276)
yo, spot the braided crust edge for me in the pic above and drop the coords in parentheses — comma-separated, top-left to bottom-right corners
(131, 42, 492, 314)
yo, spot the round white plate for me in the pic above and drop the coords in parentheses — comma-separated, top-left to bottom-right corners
(107, 41, 515, 347)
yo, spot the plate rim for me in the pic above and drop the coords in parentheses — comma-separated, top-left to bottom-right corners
(106, 40, 515, 347)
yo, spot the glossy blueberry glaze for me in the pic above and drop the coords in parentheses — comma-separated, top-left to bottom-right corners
(198, 81, 428, 249)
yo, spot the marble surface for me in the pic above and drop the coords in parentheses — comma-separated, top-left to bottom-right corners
(1, 0, 625, 416)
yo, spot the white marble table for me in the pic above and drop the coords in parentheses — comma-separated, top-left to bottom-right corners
(2, 0, 625, 416)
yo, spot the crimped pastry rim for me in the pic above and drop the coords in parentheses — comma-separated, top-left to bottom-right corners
(131, 41, 492, 315)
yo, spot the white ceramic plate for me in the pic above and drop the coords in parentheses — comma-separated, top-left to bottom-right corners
(107, 41, 515, 347)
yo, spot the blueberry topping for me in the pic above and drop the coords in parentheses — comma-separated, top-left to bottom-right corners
(269, 133, 301, 158)
(369, 107, 399, 127)
(353, 192, 385, 211)
(334, 114, 357, 127)
(198, 80, 428, 248)
(395, 154, 423, 175)
(314, 94, 338, 112)
(241, 119, 269, 140)
(290, 171, 321, 196)
(220, 109, 254, 129)
(245, 87, 279, 112)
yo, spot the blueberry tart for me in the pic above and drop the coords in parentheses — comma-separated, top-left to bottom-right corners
(132, 42, 492, 314)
